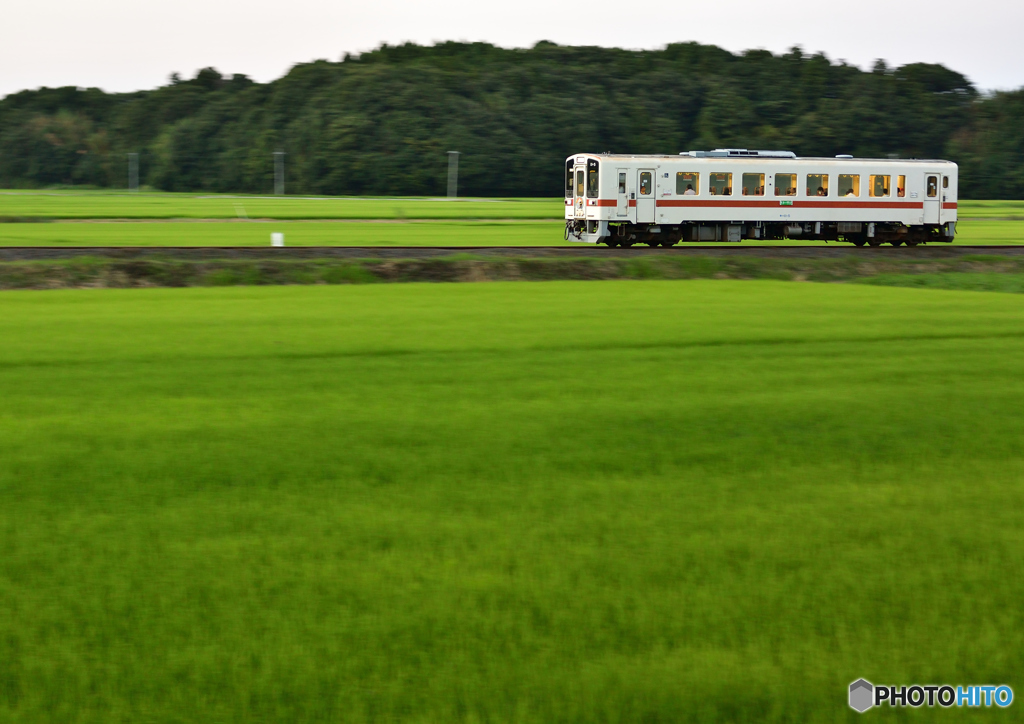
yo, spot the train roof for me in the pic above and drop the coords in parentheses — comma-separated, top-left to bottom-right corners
(569, 150, 955, 164)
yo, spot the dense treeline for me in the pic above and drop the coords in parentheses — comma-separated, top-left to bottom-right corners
(1, 42, 1021, 198)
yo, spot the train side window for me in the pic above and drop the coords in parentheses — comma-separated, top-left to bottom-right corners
(869, 175, 890, 197)
(618, 172, 626, 194)
(742, 173, 765, 196)
(709, 172, 732, 196)
(576, 170, 584, 198)
(927, 176, 938, 197)
(838, 174, 860, 197)
(943, 176, 949, 189)
(639, 172, 652, 196)
(775, 174, 797, 196)
(566, 161, 574, 198)
(676, 171, 699, 195)
(806, 174, 829, 197)
(586, 159, 600, 198)
(897, 175, 906, 197)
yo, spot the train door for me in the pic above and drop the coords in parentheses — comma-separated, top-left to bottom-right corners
(574, 167, 585, 219)
(923, 174, 940, 224)
(616, 168, 629, 217)
(637, 169, 655, 223)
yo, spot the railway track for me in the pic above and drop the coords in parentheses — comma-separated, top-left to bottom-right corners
(2, 245, 1024, 261)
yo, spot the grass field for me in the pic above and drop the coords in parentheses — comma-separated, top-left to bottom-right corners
(0, 191, 1021, 247)
(1, 190, 1022, 222)
(0, 218, 1021, 247)
(2, 280, 1024, 722)
(0, 192, 559, 220)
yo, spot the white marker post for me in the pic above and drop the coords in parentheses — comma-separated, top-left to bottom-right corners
(446, 151, 460, 199)
(271, 233, 284, 247)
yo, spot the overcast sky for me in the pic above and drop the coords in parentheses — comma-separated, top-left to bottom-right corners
(4, 0, 1021, 98)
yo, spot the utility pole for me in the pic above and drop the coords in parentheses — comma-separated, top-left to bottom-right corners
(274, 151, 285, 195)
(128, 153, 139, 193)
(446, 151, 460, 199)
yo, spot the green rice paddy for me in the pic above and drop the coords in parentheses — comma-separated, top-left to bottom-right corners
(0, 192, 558, 220)
(0, 191, 1020, 246)
(2, 280, 1024, 722)
(0, 217, 1019, 247)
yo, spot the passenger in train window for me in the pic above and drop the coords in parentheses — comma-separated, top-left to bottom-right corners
(838, 174, 860, 197)
(897, 175, 906, 197)
(869, 174, 890, 197)
(709, 173, 732, 196)
(676, 172, 699, 195)
(807, 174, 828, 197)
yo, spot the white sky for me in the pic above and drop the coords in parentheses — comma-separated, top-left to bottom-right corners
(3, 0, 1021, 98)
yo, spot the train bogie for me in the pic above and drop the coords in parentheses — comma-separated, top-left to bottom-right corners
(564, 150, 957, 246)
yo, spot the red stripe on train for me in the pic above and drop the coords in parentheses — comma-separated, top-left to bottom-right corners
(657, 200, 925, 209)
(590, 199, 953, 210)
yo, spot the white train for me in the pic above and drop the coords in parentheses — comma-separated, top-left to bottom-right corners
(564, 149, 957, 246)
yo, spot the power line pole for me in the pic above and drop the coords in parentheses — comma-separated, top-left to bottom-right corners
(128, 153, 139, 193)
(447, 151, 460, 199)
(274, 151, 285, 195)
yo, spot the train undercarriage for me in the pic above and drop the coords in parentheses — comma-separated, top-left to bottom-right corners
(566, 220, 956, 247)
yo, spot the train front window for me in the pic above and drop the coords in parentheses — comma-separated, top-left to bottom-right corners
(806, 174, 829, 197)
(676, 172, 699, 195)
(565, 161, 574, 198)
(869, 175, 890, 197)
(742, 173, 765, 196)
(943, 176, 949, 189)
(927, 176, 938, 197)
(709, 173, 732, 196)
(775, 174, 796, 196)
(838, 174, 860, 197)
(576, 171, 584, 198)
(587, 159, 599, 198)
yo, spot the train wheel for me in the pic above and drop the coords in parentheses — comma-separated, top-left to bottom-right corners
(660, 241, 677, 247)
(867, 239, 884, 247)
(890, 240, 904, 247)
(853, 239, 866, 247)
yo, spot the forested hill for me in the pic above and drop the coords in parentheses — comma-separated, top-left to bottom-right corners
(1, 41, 1022, 198)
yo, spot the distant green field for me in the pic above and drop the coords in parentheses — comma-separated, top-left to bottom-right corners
(0, 218, 1021, 246)
(0, 191, 561, 220)
(956, 200, 1024, 219)
(2, 280, 1024, 722)
(0, 220, 564, 247)
(1, 190, 1021, 221)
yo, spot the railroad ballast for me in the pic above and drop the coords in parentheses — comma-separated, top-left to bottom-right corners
(565, 149, 957, 246)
